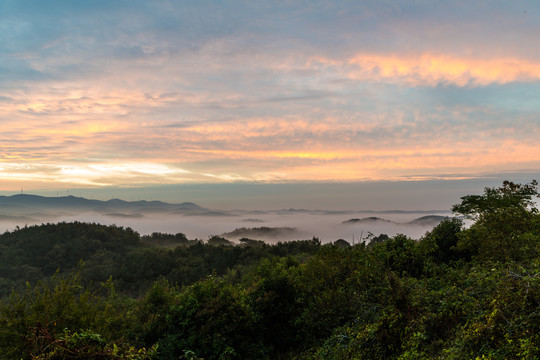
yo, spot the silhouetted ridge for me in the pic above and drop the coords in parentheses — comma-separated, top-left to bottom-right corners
(0, 194, 205, 212)
(343, 217, 392, 224)
(408, 215, 448, 226)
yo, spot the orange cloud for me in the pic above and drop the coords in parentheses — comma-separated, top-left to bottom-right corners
(313, 53, 540, 86)
(1, 137, 540, 189)
(1, 49, 539, 189)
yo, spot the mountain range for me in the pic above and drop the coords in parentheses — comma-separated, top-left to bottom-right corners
(0, 194, 210, 221)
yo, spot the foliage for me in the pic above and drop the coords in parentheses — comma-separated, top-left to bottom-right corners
(421, 218, 464, 263)
(452, 180, 539, 222)
(157, 277, 266, 359)
(0, 222, 322, 297)
(1, 180, 540, 359)
(452, 180, 540, 260)
(0, 272, 139, 359)
(141, 232, 193, 247)
(33, 328, 158, 360)
(249, 256, 302, 356)
(207, 235, 234, 246)
(0, 222, 140, 296)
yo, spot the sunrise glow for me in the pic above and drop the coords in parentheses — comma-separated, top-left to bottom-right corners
(1, 1, 539, 193)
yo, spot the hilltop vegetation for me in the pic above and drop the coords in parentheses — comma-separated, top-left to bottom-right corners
(0, 222, 320, 298)
(0, 181, 539, 359)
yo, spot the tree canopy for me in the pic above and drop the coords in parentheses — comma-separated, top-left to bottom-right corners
(1, 180, 539, 359)
(452, 180, 539, 221)
(452, 180, 540, 260)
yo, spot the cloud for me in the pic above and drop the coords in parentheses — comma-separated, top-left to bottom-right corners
(307, 53, 540, 87)
(1, 1, 540, 190)
(0, 162, 195, 187)
(2, 98, 540, 186)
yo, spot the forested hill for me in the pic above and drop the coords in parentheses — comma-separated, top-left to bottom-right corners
(0, 221, 321, 297)
(0, 181, 539, 360)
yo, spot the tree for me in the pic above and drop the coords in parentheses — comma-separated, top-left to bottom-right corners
(333, 239, 351, 248)
(421, 218, 464, 263)
(452, 180, 539, 221)
(452, 180, 540, 260)
(207, 235, 234, 246)
(158, 277, 266, 359)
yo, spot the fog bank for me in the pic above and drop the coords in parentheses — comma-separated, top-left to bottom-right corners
(0, 208, 452, 244)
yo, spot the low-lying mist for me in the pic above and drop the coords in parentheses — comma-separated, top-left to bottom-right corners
(0, 205, 452, 244)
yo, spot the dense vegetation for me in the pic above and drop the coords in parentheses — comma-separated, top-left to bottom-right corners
(1, 181, 539, 359)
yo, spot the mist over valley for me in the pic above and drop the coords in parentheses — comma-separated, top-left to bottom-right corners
(0, 194, 452, 243)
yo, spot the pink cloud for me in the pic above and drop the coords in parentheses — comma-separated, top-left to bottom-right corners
(311, 53, 540, 86)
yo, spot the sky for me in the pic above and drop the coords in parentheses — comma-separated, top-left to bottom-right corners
(1, 1, 540, 209)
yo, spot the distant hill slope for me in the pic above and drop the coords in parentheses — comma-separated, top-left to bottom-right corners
(407, 215, 449, 226)
(222, 226, 300, 240)
(343, 217, 393, 224)
(343, 215, 451, 227)
(0, 194, 205, 214)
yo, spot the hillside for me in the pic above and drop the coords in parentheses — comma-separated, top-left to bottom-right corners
(0, 181, 539, 360)
(0, 194, 205, 214)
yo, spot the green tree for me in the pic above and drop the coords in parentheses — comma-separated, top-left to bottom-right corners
(452, 180, 540, 260)
(33, 328, 158, 360)
(0, 272, 138, 359)
(158, 277, 266, 359)
(421, 218, 464, 263)
(249, 257, 301, 356)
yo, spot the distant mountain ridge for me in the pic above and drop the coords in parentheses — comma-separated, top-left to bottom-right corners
(0, 194, 205, 215)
